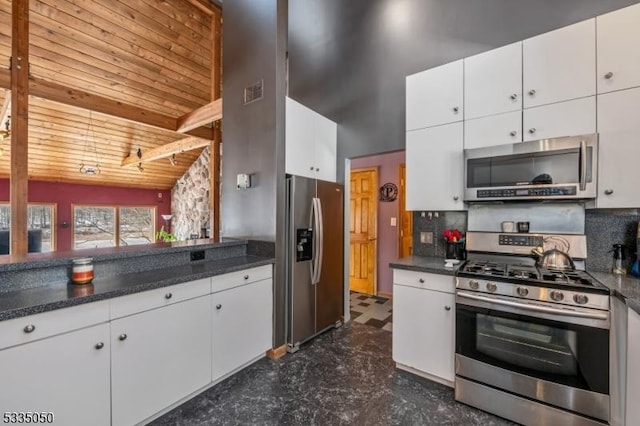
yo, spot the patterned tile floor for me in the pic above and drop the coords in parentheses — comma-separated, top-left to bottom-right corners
(349, 291, 392, 331)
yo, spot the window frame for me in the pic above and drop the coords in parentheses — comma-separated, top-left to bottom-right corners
(0, 202, 57, 252)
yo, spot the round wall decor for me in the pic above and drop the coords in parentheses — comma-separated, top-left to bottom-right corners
(379, 182, 398, 202)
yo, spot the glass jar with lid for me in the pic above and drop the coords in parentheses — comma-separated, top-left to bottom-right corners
(72, 257, 94, 284)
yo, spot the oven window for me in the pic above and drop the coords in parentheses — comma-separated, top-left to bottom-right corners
(456, 305, 609, 394)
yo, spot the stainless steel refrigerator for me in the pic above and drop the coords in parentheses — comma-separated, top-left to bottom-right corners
(286, 175, 344, 353)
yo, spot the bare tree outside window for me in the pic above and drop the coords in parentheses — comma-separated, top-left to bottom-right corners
(119, 207, 155, 246)
(74, 206, 116, 249)
(0, 204, 56, 252)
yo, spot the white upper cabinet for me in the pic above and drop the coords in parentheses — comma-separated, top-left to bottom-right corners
(596, 87, 640, 208)
(522, 96, 596, 142)
(597, 3, 640, 94)
(285, 96, 337, 182)
(464, 110, 522, 149)
(406, 60, 463, 131)
(464, 42, 522, 120)
(406, 122, 464, 211)
(523, 19, 596, 108)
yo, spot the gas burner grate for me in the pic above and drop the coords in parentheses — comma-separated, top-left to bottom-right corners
(462, 261, 507, 276)
(539, 269, 595, 286)
(506, 265, 540, 280)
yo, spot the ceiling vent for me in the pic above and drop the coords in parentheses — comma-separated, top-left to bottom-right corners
(243, 80, 263, 105)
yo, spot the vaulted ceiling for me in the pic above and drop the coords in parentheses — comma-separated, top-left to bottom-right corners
(0, 0, 220, 190)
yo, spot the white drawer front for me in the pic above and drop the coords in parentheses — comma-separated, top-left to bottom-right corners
(0, 300, 110, 350)
(393, 269, 455, 293)
(211, 265, 273, 294)
(110, 278, 211, 319)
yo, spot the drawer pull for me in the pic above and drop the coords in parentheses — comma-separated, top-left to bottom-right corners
(23, 324, 36, 333)
(119, 333, 127, 341)
(244, 275, 249, 280)
(604, 72, 613, 80)
(165, 293, 173, 300)
(418, 278, 425, 283)
(95, 342, 105, 350)
(445, 306, 452, 311)
(216, 304, 222, 310)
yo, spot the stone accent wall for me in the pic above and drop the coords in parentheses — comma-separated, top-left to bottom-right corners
(171, 147, 210, 240)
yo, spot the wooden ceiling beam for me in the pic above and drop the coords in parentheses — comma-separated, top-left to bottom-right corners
(185, 0, 216, 16)
(121, 136, 210, 167)
(0, 68, 214, 140)
(176, 98, 222, 133)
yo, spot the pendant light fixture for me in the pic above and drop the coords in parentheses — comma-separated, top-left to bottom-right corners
(79, 111, 101, 175)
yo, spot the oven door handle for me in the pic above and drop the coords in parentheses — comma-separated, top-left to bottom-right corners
(457, 292, 608, 320)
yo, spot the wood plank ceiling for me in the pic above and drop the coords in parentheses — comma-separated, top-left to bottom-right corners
(0, 0, 218, 190)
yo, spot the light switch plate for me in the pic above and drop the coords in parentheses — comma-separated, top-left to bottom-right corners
(420, 232, 433, 244)
(390, 217, 397, 227)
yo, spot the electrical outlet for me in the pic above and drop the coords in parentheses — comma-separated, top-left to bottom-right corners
(420, 232, 433, 244)
(190, 250, 205, 261)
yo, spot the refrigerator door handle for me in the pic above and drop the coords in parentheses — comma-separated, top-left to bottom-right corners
(316, 197, 324, 284)
(309, 198, 320, 285)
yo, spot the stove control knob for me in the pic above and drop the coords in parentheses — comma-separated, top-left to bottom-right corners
(486, 282, 497, 293)
(573, 294, 589, 305)
(469, 280, 479, 290)
(517, 286, 529, 297)
(550, 290, 564, 302)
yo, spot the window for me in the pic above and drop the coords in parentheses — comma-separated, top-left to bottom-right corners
(73, 205, 156, 249)
(0, 204, 56, 253)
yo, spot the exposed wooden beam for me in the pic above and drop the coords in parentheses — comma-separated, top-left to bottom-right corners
(11, 0, 30, 256)
(185, 0, 215, 16)
(0, 68, 214, 140)
(121, 136, 211, 167)
(176, 99, 222, 133)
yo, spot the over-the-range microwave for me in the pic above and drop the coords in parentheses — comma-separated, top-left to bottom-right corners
(463, 134, 598, 202)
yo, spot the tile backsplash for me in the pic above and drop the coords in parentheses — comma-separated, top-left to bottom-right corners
(585, 209, 639, 273)
(412, 211, 467, 258)
(412, 208, 640, 274)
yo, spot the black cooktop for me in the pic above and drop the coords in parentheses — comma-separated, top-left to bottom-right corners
(457, 260, 608, 292)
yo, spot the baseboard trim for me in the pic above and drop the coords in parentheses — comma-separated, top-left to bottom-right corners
(395, 362, 454, 388)
(266, 344, 287, 360)
(378, 291, 393, 299)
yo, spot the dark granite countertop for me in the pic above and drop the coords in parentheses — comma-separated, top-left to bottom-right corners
(0, 255, 274, 322)
(390, 256, 462, 276)
(0, 238, 247, 273)
(590, 271, 640, 314)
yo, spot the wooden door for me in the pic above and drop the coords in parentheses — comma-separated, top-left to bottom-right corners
(398, 163, 412, 258)
(349, 167, 377, 295)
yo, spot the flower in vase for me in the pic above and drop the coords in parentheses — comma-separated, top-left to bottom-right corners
(442, 229, 463, 243)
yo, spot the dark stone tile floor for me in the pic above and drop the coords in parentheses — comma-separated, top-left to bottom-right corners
(151, 322, 514, 425)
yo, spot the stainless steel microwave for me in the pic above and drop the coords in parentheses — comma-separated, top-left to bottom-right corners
(463, 134, 598, 201)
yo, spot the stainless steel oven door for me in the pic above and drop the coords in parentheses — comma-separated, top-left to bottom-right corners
(456, 291, 610, 422)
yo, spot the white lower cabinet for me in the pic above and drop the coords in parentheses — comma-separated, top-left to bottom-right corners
(627, 308, 640, 423)
(111, 294, 212, 426)
(392, 270, 455, 386)
(0, 323, 111, 426)
(212, 278, 273, 381)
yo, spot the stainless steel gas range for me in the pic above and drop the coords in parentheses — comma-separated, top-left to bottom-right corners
(454, 231, 613, 426)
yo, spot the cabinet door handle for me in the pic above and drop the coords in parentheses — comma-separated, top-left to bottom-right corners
(310, 166, 314, 171)
(119, 333, 127, 341)
(604, 189, 614, 195)
(418, 278, 425, 283)
(604, 72, 613, 80)
(95, 342, 105, 350)
(445, 306, 452, 311)
(453, 195, 459, 201)
(216, 304, 222, 310)
(452, 106, 459, 113)
(244, 275, 249, 280)
(165, 293, 172, 300)
(509, 131, 517, 137)
(528, 128, 536, 134)
(510, 94, 518, 100)
(528, 89, 536, 96)
(315, 168, 320, 172)
(23, 324, 36, 333)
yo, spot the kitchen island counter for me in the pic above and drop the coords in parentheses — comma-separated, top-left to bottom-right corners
(0, 254, 274, 322)
(591, 271, 640, 314)
(390, 255, 462, 275)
